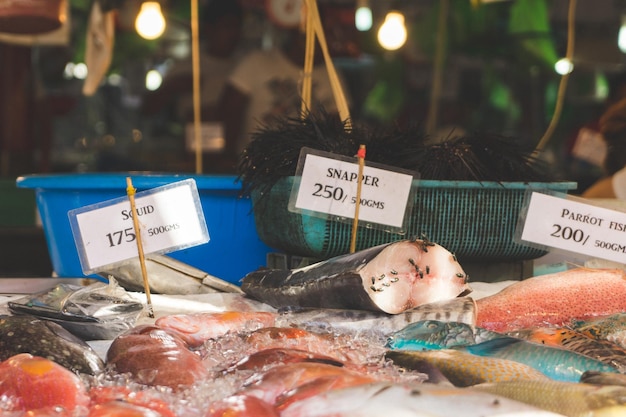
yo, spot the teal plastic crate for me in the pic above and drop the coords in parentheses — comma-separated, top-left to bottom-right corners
(252, 177, 577, 261)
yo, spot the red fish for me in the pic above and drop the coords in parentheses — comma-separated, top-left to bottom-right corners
(476, 268, 626, 332)
(204, 394, 280, 417)
(88, 401, 171, 417)
(242, 327, 360, 364)
(155, 311, 276, 348)
(106, 325, 209, 390)
(89, 386, 176, 417)
(238, 362, 376, 405)
(228, 347, 346, 373)
(0, 353, 90, 414)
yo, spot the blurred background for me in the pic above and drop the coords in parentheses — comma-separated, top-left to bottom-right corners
(0, 0, 624, 275)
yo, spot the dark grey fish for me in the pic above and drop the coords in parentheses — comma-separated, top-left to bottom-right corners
(242, 239, 471, 314)
(0, 315, 105, 375)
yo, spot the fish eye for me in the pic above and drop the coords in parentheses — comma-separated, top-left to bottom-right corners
(427, 321, 438, 329)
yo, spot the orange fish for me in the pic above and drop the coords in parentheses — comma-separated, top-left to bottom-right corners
(0, 353, 90, 414)
(476, 268, 626, 333)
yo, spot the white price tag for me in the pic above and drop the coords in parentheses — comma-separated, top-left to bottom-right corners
(520, 192, 626, 263)
(69, 179, 209, 274)
(291, 149, 414, 229)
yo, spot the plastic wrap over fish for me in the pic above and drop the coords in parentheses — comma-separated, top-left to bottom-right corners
(8, 279, 144, 340)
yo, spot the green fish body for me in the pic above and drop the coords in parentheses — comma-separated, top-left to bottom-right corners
(387, 320, 501, 350)
(461, 336, 619, 382)
(385, 349, 549, 387)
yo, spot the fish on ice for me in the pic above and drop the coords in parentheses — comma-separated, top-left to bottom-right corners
(476, 268, 626, 332)
(0, 315, 104, 375)
(473, 379, 626, 417)
(387, 320, 500, 350)
(279, 381, 567, 417)
(277, 297, 477, 336)
(0, 353, 91, 414)
(509, 326, 626, 373)
(385, 349, 549, 387)
(460, 336, 619, 382)
(242, 238, 471, 314)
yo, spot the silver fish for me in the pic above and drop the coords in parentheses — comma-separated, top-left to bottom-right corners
(242, 239, 471, 314)
(276, 297, 477, 336)
(99, 254, 243, 295)
(280, 381, 565, 417)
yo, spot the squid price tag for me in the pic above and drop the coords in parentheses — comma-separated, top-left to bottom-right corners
(69, 179, 209, 274)
(289, 147, 416, 231)
(519, 191, 626, 263)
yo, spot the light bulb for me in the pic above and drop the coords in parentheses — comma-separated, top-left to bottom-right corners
(355, 6, 372, 31)
(554, 57, 574, 75)
(619, 15, 626, 53)
(135, 2, 166, 40)
(377, 11, 407, 51)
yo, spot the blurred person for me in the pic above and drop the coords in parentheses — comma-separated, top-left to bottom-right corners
(217, 22, 349, 169)
(564, 71, 626, 193)
(142, 0, 244, 171)
(582, 97, 626, 199)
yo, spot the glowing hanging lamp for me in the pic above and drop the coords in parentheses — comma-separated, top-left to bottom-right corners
(135, 1, 166, 40)
(377, 10, 407, 51)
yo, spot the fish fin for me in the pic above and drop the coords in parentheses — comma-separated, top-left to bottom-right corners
(386, 351, 452, 385)
(462, 336, 521, 356)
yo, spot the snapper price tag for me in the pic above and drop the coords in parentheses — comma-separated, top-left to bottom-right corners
(69, 179, 209, 274)
(519, 191, 626, 263)
(289, 148, 416, 230)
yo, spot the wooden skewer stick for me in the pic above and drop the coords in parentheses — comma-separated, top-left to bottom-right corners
(191, 0, 202, 174)
(126, 177, 154, 318)
(350, 144, 366, 253)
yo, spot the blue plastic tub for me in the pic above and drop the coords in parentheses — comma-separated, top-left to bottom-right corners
(16, 173, 273, 284)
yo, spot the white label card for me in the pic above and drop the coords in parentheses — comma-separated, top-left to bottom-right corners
(69, 179, 209, 274)
(291, 149, 414, 229)
(521, 191, 626, 263)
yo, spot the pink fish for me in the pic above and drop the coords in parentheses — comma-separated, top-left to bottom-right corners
(0, 353, 90, 414)
(106, 325, 209, 390)
(155, 311, 277, 348)
(477, 268, 626, 332)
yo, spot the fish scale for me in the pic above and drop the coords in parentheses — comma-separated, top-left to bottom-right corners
(572, 313, 626, 350)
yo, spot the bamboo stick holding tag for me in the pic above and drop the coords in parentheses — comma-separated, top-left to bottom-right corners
(126, 177, 154, 318)
(191, 0, 203, 174)
(350, 145, 366, 253)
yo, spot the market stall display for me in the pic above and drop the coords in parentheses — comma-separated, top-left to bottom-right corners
(3, 246, 626, 416)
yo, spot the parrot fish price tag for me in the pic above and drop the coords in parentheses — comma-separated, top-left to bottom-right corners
(69, 179, 209, 274)
(290, 148, 415, 230)
(519, 191, 626, 263)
